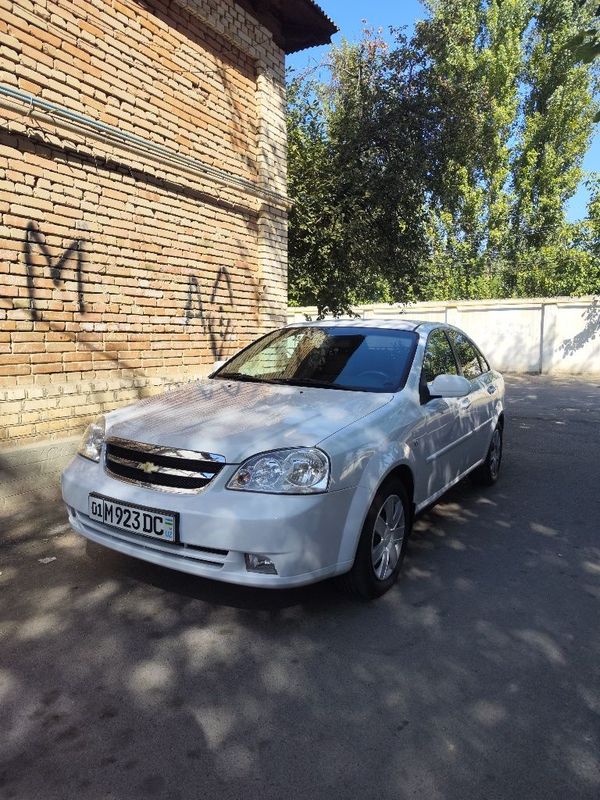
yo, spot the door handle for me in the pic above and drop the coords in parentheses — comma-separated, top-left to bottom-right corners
(460, 397, 472, 409)
(487, 385, 497, 395)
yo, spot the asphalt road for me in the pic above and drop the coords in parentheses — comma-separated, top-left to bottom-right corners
(1, 375, 599, 800)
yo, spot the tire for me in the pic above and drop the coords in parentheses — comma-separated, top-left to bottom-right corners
(341, 479, 412, 600)
(471, 424, 503, 486)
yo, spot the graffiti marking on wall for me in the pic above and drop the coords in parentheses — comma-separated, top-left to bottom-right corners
(13, 222, 243, 361)
(23, 221, 85, 321)
(185, 266, 238, 359)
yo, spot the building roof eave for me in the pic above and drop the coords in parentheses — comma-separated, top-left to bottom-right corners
(235, 0, 337, 54)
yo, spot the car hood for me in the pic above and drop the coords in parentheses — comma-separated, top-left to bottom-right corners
(106, 379, 393, 463)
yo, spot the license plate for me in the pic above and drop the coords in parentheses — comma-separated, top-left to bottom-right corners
(88, 493, 178, 543)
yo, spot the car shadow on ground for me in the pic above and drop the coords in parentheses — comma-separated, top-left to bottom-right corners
(1, 376, 599, 799)
(82, 475, 483, 613)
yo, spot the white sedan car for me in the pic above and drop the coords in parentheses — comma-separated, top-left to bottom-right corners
(62, 320, 505, 599)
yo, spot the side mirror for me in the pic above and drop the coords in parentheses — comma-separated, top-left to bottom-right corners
(427, 373, 471, 398)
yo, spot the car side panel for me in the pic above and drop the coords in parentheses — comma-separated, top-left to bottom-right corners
(468, 370, 500, 461)
(335, 444, 416, 567)
(329, 333, 505, 570)
(410, 396, 473, 502)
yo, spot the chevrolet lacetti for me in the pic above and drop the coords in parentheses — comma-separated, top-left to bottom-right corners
(61, 320, 505, 599)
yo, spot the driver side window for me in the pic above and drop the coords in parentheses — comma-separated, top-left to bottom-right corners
(422, 329, 458, 384)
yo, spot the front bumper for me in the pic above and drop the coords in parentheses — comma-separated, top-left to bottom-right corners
(62, 455, 357, 588)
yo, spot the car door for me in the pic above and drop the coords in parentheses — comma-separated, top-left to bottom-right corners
(446, 329, 496, 466)
(412, 328, 466, 505)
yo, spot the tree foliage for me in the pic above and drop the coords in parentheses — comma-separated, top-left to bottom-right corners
(416, 0, 530, 299)
(509, 0, 598, 295)
(287, 1, 599, 313)
(288, 34, 430, 315)
(567, 1, 600, 76)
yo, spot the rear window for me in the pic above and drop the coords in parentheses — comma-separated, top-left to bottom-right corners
(448, 331, 486, 379)
(422, 329, 459, 383)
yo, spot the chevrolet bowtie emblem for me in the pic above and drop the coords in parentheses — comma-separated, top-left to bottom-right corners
(140, 461, 159, 474)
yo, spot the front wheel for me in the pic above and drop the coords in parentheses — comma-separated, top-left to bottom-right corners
(341, 480, 411, 600)
(471, 424, 503, 486)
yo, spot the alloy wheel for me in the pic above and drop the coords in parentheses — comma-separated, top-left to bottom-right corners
(371, 494, 405, 581)
(489, 428, 502, 479)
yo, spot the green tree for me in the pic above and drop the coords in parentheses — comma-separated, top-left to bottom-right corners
(287, 76, 338, 311)
(573, 174, 600, 286)
(567, 1, 600, 80)
(414, 0, 487, 299)
(287, 31, 430, 315)
(585, 175, 600, 263)
(416, 0, 533, 299)
(510, 0, 598, 295)
(287, 2, 599, 309)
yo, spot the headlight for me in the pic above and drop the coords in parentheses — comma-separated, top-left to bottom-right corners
(77, 415, 106, 462)
(227, 448, 330, 494)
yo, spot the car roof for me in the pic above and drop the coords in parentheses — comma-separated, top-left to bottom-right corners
(287, 317, 440, 333)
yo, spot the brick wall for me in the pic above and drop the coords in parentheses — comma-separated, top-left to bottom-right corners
(0, 0, 288, 465)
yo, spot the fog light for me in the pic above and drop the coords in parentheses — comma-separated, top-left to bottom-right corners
(245, 553, 277, 575)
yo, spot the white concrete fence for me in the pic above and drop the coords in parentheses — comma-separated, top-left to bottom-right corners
(288, 296, 600, 375)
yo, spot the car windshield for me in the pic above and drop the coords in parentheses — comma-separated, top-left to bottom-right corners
(212, 326, 418, 392)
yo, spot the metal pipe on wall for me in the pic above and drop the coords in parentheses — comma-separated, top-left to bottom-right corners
(0, 83, 289, 211)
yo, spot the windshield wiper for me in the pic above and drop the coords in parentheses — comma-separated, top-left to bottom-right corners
(266, 377, 356, 390)
(213, 372, 271, 384)
(214, 374, 362, 391)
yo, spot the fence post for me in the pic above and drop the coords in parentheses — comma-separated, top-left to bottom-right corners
(446, 305, 460, 326)
(540, 302, 558, 374)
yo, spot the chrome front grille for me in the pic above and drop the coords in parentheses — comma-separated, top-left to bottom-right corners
(105, 437, 225, 493)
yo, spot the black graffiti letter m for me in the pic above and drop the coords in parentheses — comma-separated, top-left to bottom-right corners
(23, 222, 85, 321)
